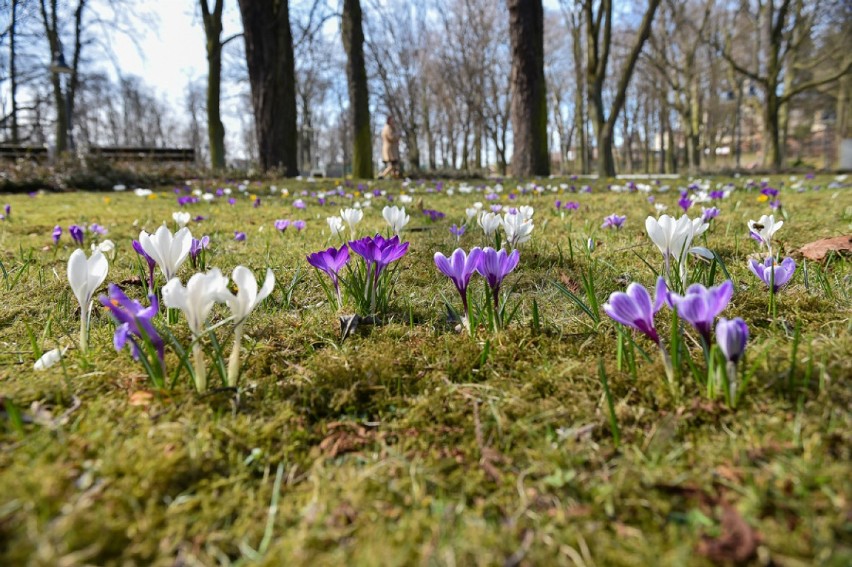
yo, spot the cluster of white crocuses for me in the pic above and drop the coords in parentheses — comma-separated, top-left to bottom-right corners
(645, 213, 712, 290)
(325, 206, 411, 238)
(66, 225, 274, 393)
(476, 205, 535, 248)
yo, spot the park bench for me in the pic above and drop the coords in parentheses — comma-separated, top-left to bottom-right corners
(89, 147, 196, 163)
(0, 145, 49, 162)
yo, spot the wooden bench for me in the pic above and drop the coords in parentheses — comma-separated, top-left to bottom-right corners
(89, 147, 196, 163)
(0, 145, 49, 161)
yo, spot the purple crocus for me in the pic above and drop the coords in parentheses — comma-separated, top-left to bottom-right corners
(423, 209, 445, 221)
(678, 193, 693, 212)
(99, 284, 164, 372)
(89, 223, 108, 236)
(293, 220, 306, 232)
(748, 256, 796, 291)
(434, 247, 484, 320)
(228, 197, 236, 206)
(668, 280, 734, 343)
(293, 199, 306, 210)
(253, 197, 262, 208)
(563, 201, 579, 210)
(234, 231, 247, 241)
(760, 187, 779, 198)
(716, 317, 748, 364)
(132, 239, 157, 291)
(476, 247, 520, 307)
(52, 225, 62, 245)
(307, 244, 350, 308)
(189, 236, 209, 269)
(603, 277, 669, 345)
(348, 234, 410, 277)
(3, 204, 10, 217)
(701, 207, 720, 223)
(601, 214, 626, 230)
(274, 219, 291, 232)
(450, 224, 466, 241)
(69, 224, 85, 245)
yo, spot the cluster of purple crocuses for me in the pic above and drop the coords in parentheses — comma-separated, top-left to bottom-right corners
(274, 219, 306, 233)
(53, 223, 108, 246)
(601, 214, 626, 230)
(603, 277, 748, 403)
(433, 247, 520, 332)
(307, 234, 409, 314)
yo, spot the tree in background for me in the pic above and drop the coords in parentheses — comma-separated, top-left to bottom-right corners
(581, 0, 661, 178)
(342, 0, 372, 179)
(507, 0, 549, 177)
(237, 0, 298, 175)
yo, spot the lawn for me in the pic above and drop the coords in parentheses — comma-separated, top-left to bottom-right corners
(0, 175, 850, 566)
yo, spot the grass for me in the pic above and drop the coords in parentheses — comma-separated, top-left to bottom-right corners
(1, 175, 850, 565)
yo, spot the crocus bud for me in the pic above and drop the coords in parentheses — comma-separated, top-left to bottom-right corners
(716, 317, 749, 363)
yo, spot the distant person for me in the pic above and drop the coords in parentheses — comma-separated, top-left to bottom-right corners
(379, 116, 400, 179)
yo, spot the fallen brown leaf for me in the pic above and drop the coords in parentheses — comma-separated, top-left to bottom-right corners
(697, 502, 760, 564)
(798, 235, 852, 261)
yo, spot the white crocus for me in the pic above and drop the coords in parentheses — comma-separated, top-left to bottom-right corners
(465, 207, 479, 221)
(139, 225, 193, 282)
(747, 214, 783, 256)
(67, 249, 109, 353)
(224, 266, 275, 387)
(91, 239, 116, 260)
(517, 206, 535, 221)
(503, 212, 534, 248)
(34, 347, 68, 371)
(162, 269, 231, 393)
(382, 205, 410, 234)
(645, 214, 708, 287)
(326, 216, 346, 238)
(340, 208, 363, 235)
(398, 194, 413, 204)
(478, 212, 503, 238)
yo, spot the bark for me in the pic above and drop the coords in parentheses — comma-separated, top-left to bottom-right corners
(584, 0, 661, 177)
(238, 0, 299, 175)
(342, 0, 373, 179)
(507, 0, 549, 177)
(570, 11, 588, 174)
(200, 0, 226, 170)
(9, 0, 19, 143)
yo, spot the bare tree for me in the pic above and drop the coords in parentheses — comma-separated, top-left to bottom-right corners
(342, 0, 372, 178)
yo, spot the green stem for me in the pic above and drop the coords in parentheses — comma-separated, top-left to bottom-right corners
(79, 308, 88, 354)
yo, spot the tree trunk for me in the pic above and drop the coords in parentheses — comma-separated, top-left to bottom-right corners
(570, 11, 588, 174)
(10, 0, 20, 143)
(238, 0, 299, 175)
(507, 0, 549, 177)
(200, 0, 227, 170)
(342, 0, 373, 179)
(764, 92, 782, 170)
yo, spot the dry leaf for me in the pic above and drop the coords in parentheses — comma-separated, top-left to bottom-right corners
(697, 502, 760, 563)
(798, 235, 852, 261)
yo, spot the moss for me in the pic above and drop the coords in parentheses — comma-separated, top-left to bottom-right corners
(1, 176, 850, 565)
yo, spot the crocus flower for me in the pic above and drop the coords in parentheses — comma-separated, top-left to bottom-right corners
(88, 223, 108, 236)
(478, 212, 502, 238)
(747, 214, 783, 255)
(450, 224, 466, 241)
(601, 214, 626, 230)
(139, 226, 193, 281)
(274, 219, 291, 232)
(503, 212, 533, 248)
(382, 205, 410, 234)
(293, 198, 306, 209)
(701, 207, 720, 223)
(434, 247, 484, 326)
(69, 224, 85, 245)
(172, 211, 191, 228)
(189, 236, 209, 269)
(748, 256, 796, 291)
(423, 209, 445, 221)
(716, 317, 748, 364)
(67, 248, 109, 353)
(476, 247, 520, 307)
(52, 225, 62, 245)
(234, 231, 247, 241)
(645, 214, 709, 287)
(307, 244, 350, 308)
(348, 234, 410, 276)
(327, 216, 345, 237)
(678, 193, 692, 212)
(603, 277, 668, 345)
(162, 269, 232, 393)
(716, 317, 749, 402)
(34, 347, 65, 371)
(224, 266, 275, 387)
(228, 197, 236, 205)
(132, 239, 157, 291)
(667, 280, 734, 343)
(293, 220, 306, 232)
(340, 208, 363, 235)
(99, 284, 164, 373)
(563, 201, 579, 210)
(4, 204, 10, 217)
